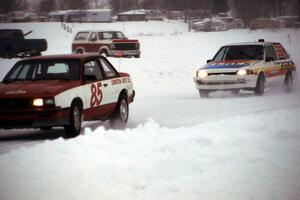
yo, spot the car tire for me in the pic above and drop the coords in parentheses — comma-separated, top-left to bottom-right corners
(110, 94, 129, 129)
(4, 48, 13, 59)
(134, 55, 140, 58)
(100, 50, 108, 57)
(64, 102, 82, 138)
(284, 72, 293, 92)
(254, 73, 265, 96)
(199, 90, 209, 98)
(76, 49, 84, 54)
(231, 89, 240, 95)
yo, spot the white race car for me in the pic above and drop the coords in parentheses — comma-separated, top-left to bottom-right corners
(194, 40, 296, 97)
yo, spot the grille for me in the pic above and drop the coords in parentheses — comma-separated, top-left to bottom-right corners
(208, 72, 237, 76)
(0, 98, 33, 110)
(114, 43, 138, 50)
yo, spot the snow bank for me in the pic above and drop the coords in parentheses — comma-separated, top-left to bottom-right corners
(1, 108, 300, 200)
(1, 21, 300, 200)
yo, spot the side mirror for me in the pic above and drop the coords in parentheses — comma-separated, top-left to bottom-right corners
(207, 59, 212, 63)
(265, 57, 274, 62)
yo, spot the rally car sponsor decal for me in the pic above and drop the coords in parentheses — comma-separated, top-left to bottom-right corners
(90, 82, 103, 108)
(203, 60, 254, 69)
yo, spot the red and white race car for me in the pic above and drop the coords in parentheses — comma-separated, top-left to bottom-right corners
(194, 40, 296, 97)
(0, 54, 135, 137)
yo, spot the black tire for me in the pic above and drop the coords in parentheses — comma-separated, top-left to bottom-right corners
(284, 72, 293, 92)
(231, 89, 240, 95)
(64, 102, 82, 138)
(254, 73, 265, 96)
(110, 94, 129, 128)
(4, 48, 13, 59)
(100, 50, 108, 57)
(199, 90, 209, 98)
(134, 55, 140, 58)
(40, 126, 52, 131)
(76, 49, 84, 54)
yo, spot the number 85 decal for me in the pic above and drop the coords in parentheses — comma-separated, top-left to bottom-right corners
(90, 82, 103, 107)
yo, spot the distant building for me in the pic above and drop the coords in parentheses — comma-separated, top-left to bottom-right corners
(7, 11, 26, 22)
(250, 18, 284, 30)
(117, 10, 147, 21)
(48, 9, 112, 23)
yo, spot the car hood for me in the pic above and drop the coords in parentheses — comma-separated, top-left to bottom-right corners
(0, 80, 80, 98)
(201, 60, 260, 70)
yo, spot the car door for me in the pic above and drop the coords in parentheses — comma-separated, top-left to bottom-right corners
(97, 57, 121, 105)
(85, 32, 99, 53)
(82, 59, 109, 120)
(263, 44, 283, 87)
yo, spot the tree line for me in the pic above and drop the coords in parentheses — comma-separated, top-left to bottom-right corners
(0, 0, 299, 21)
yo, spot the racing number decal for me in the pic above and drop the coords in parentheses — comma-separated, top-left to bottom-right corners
(90, 82, 103, 108)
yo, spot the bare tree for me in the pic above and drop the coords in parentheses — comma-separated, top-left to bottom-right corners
(38, 0, 56, 14)
(59, 0, 89, 10)
(0, 0, 27, 14)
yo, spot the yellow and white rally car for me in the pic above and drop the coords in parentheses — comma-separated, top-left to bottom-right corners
(194, 40, 296, 97)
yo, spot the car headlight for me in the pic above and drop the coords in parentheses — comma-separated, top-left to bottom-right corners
(33, 98, 43, 107)
(33, 98, 55, 107)
(196, 70, 208, 78)
(237, 69, 247, 76)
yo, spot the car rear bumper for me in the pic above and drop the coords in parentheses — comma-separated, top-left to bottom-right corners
(0, 108, 70, 129)
(194, 75, 257, 90)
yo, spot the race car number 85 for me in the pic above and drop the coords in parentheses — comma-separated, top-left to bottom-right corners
(90, 82, 103, 108)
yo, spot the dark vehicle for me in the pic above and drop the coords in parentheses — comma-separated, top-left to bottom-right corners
(0, 29, 47, 59)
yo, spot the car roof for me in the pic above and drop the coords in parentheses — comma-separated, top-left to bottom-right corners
(77, 30, 122, 33)
(226, 41, 276, 46)
(22, 53, 101, 61)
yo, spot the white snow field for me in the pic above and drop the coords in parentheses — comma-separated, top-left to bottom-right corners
(0, 21, 300, 200)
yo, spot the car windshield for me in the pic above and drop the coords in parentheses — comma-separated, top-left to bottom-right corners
(4, 59, 80, 82)
(213, 45, 264, 61)
(99, 31, 125, 40)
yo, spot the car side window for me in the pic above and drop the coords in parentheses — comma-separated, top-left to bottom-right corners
(213, 47, 227, 61)
(265, 45, 277, 62)
(98, 58, 118, 79)
(84, 60, 103, 82)
(74, 32, 89, 41)
(89, 32, 97, 41)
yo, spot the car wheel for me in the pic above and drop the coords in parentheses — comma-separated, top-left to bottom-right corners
(100, 50, 108, 57)
(284, 72, 293, 92)
(254, 74, 265, 96)
(199, 90, 209, 98)
(4, 48, 13, 59)
(134, 55, 140, 58)
(76, 49, 84, 54)
(231, 89, 240, 95)
(64, 102, 82, 138)
(110, 95, 129, 128)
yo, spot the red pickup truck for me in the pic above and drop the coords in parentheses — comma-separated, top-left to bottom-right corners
(72, 30, 140, 58)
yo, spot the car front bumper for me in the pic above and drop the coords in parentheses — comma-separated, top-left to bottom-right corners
(194, 74, 257, 90)
(108, 50, 140, 57)
(0, 107, 70, 129)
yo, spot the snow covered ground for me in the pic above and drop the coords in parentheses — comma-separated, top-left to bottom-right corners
(0, 21, 300, 200)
